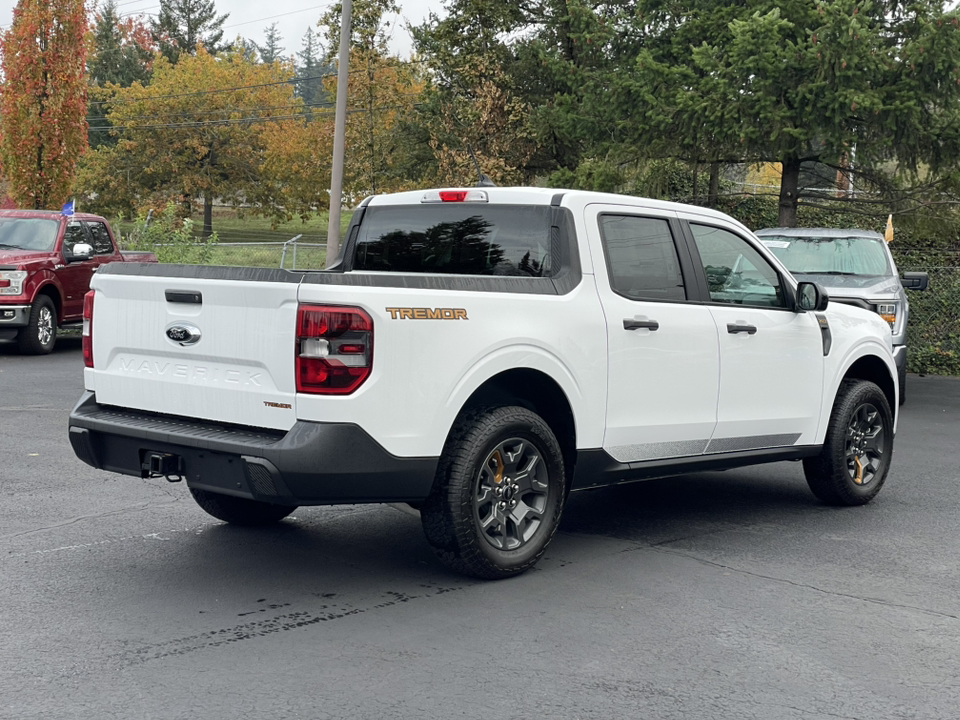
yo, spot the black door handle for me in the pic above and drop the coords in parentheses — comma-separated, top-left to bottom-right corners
(727, 323, 758, 335)
(623, 319, 660, 331)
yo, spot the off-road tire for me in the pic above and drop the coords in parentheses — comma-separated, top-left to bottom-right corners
(421, 406, 567, 580)
(189, 488, 297, 525)
(17, 295, 57, 355)
(803, 379, 893, 506)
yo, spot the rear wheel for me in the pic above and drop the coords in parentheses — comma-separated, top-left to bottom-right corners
(17, 295, 57, 355)
(803, 379, 893, 506)
(421, 406, 567, 579)
(189, 488, 297, 525)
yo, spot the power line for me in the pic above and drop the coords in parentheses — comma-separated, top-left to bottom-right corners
(222, 4, 334, 31)
(88, 73, 333, 106)
(87, 89, 422, 123)
(88, 57, 428, 108)
(86, 100, 336, 122)
(88, 102, 424, 132)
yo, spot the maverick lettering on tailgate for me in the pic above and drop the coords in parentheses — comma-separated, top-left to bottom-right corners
(386, 308, 469, 320)
(117, 357, 263, 386)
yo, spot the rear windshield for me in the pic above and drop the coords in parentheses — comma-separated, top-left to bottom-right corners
(759, 234, 892, 276)
(353, 204, 554, 276)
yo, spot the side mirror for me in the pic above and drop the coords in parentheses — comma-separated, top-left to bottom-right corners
(901, 271, 929, 291)
(67, 243, 94, 263)
(797, 281, 829, 312)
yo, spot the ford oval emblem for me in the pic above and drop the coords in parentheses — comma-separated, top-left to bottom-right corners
(165, 322, 202, 346)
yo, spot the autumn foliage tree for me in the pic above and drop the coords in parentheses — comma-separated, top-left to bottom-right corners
(0, 0, 89, 209)
(76, 47, 310, 233)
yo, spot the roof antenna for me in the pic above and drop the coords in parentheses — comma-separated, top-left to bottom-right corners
(468, 145, 496, 187)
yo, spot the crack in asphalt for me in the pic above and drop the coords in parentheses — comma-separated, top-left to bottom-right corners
(0, 498, 182, 542)
(651, 544, 960, 622)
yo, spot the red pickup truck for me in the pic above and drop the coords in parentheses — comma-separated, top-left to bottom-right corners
(0, 209, 157, 354)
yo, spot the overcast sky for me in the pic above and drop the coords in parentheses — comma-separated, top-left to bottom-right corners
(0, 0, 442, 59)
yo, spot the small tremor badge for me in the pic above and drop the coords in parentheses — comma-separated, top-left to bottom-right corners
(386, 307, 469, 320)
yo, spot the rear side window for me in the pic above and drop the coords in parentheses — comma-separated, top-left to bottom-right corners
(353, 205, 553, 276)
(599, 215, 686, 301)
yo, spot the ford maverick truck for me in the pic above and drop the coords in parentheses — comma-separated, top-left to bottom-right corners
(68, 188, 899, 579)
(0, 209, 157, 354)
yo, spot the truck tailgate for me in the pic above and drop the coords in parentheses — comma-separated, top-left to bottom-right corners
(88, 269, 300, 431)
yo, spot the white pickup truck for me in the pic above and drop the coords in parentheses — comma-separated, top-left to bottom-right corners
(69, 188, 898, 579)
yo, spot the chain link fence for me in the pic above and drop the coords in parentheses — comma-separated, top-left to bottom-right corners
(197, 240, 327, 270)
(904, 267, 960, 376)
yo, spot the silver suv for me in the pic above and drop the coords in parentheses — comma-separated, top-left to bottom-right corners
(755, 227, 928, 403)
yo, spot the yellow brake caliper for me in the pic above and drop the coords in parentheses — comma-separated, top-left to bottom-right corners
(853, 455, 864, 485)
(492, 450, 504, 484)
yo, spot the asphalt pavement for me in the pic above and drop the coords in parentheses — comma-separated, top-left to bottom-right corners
(2, 336, 959, 720)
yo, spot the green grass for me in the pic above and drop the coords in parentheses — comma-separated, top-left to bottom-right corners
(115, 207, 354, 245)
(208, 243, 327, 269)
(115, 206, 353, 269)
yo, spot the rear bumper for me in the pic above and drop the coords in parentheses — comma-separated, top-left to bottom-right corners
(68, 392, 438, 505)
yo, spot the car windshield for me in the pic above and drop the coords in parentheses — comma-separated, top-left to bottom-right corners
(0, 218, 60, 252)
(759, 234, 891, 276)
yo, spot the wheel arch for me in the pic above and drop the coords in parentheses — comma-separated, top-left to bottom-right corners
(842, 354, 897, 421)
(35, 283, 63, 323)
(455, 368, 578, 480)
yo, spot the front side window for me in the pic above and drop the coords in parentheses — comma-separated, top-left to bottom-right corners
(690, 224, 785, 308)
(353, 205, 553, 276)
(86, 222, 115, 255)
(62, 223, 88, 255)
(599, 215, 686, 301)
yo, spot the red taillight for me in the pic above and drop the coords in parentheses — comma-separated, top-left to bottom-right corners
(296, 305, 373, 394)
(82, 290, 94, 368)
(0, 279, 9, 288)
(439, 190, 468, 202)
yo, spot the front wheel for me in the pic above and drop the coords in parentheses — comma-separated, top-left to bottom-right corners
(17, 295, 57, 355)
(803, 379, 894, 506)
(189, 488, 297, 525)
(421, 406, 567, 579)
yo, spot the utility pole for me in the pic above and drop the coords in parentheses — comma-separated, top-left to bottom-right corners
(325, 0, 352, 268)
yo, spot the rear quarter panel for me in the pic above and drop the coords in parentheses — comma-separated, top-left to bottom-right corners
(294, 275, 608, 458)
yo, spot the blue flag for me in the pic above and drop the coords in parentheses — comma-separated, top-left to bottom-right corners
(61, 200, 75, 216)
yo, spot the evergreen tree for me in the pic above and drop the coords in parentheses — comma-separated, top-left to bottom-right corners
(150, 0, 230, 63)
(601, 0, 960, 225)
(257, 23, 284, 64)
(295, 27, 328, 107)
(88, 0, 155, 148)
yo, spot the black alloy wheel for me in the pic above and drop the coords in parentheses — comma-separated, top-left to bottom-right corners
(803, 379, 893, 506)
(474, 436, 551, 551)
(421, 406, 567, 579)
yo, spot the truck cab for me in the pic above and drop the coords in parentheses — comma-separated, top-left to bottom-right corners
(0, 209, 156, 354)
